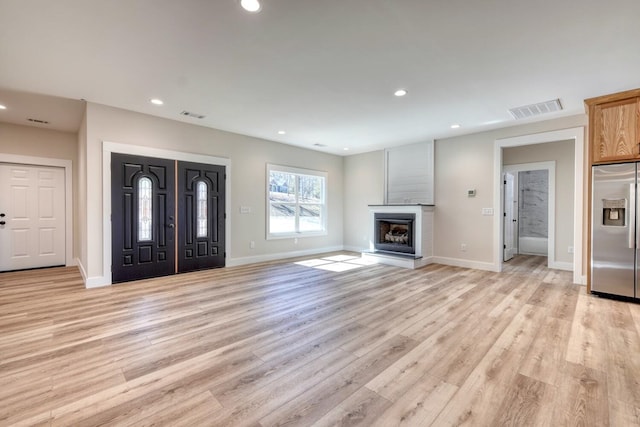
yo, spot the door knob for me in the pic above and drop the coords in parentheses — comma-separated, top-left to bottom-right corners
(168, 223, 175, 228)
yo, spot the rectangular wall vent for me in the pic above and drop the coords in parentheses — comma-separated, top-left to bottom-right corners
(180, 110, 206, 119)
(509, 99, 562, 120)
(27, 118, 49, 124)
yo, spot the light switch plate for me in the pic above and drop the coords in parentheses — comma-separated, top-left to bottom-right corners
(482, 208, 494, 216)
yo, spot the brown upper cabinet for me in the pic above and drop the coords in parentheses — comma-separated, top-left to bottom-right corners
(586, 89, 640, 164)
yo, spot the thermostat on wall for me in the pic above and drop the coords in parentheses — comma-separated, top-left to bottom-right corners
(467, 189, 476, 197)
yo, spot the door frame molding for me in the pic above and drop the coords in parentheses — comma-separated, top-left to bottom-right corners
(0, 154, 74, 268)
(503, 161, 556, 266)
(493, 126, 585, 285)
(102, 141, 231, 286)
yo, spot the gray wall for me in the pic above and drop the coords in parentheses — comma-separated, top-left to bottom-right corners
(343, 114, 586, 270)
(80, 102, 344, 282)
(0, 122, 80, 260)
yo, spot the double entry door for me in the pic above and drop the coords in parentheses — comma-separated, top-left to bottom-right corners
(111, 153, 225, 283)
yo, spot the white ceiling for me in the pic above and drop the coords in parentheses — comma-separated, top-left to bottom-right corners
(0, 0, 639, 155)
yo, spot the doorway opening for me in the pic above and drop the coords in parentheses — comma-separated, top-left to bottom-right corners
(495, 131, 580, 281)
(502, 163, 554, 264)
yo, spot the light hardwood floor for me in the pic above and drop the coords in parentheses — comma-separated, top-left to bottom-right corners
(1, 253, 640, 426)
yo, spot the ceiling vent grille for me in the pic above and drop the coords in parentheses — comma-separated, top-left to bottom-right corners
(509, 99, 562, 120)
(27, 118, 50, 124)
(313, 143, 327, 147)
(180, 110, 206, 119)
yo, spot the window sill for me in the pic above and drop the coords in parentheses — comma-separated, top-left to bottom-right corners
(266, 231, 328, 240)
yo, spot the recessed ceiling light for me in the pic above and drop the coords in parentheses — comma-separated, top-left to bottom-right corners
(240, 0, 261, 12)
(343, 148, 349, 151)
(278, 130, 286, 135)
(394, 89, 408, 97)
(450, 124, 460, 129)
(0, 104, 6, 110)
(150, 98, 164, 106)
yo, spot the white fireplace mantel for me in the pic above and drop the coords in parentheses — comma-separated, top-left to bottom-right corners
(364, 204, 434, 269)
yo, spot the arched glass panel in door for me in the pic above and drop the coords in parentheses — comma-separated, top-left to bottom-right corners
(138, 177, 153, 241)
(196, 181, 208, 238)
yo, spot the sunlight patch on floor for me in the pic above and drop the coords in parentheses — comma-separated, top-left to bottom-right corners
(294, 254, 374, 271)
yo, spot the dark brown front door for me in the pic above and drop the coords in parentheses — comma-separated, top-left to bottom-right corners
(178, 161, 226, 272)
(111, 153, 176, 283)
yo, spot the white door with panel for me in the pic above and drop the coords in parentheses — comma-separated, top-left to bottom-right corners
(503, 172, 518, 261)
(0, 164, 66, 271)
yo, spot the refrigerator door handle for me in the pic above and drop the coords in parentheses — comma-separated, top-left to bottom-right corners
(630, 183, 636, 249)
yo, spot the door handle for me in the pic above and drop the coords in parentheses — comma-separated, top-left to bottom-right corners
(512, 219, 517, 222)
(0, 221, 5, 225)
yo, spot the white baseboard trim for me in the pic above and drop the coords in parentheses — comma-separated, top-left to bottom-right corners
(432, 256, 499, 272)
(343, 245, 368, 253)
(226, 246, 346, 267)
(76, 258, 111, 288)
(85, 277, 111, 288)
(548, 261, 573, 272)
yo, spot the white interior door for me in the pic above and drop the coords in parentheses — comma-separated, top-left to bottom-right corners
(503, 172, 517, 261)
(0, 164, 66, 271)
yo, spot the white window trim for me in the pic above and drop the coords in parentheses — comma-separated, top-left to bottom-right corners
(266, 163, 328, 240)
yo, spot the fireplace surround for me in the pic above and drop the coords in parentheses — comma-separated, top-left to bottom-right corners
(365, 204, 434, 269)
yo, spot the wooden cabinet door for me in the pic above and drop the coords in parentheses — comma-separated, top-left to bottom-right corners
(592, 97, 639, 163)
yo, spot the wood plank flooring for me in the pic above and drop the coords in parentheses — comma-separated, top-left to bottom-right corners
(1, 253, 640, 426)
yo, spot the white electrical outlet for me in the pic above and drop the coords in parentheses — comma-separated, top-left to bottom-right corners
(240, 206, 251, 214)
(461, 243, 467, 252)
(294, 238, 298, 244)
(568, 246, 574, 253)
(250, 241, 255, 249)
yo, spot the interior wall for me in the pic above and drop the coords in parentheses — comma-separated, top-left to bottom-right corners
(504, 140, 574, 263)
(433, 114, 587, 268)
(434, 132, 495, 266)
(0, 122, 79, 260)
(82, 102, 344, 281)
(343, 150, 384, 250)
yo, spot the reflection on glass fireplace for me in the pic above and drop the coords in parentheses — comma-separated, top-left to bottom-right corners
(374, 213, 415, 254)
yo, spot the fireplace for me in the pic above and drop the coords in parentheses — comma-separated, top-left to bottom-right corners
(366, 204, 433, 268)
(374, 213, 415, 254)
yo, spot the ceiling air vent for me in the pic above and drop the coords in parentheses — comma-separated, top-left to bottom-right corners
(180, 110, 206, 119)
(27, 118, 50, 124)
(313, 143, 327, 148)
(509, 99, 562, 120)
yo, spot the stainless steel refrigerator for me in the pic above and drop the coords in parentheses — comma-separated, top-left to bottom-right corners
(592, 163, 640, 299)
